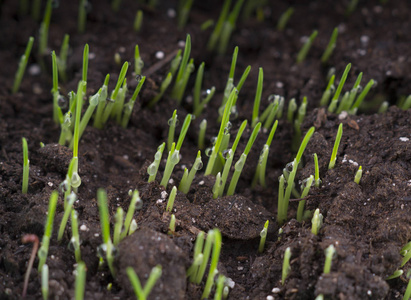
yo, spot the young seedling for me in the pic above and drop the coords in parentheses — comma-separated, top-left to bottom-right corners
(212, 172, 222, 200)
(97, 189, 116, 276)
(202, 229, 222, 299)
(214, 274, 226, 300)
(328, 63, 351, 112)
(75, 262, 86, 300)
(400, 95, 411, 110)
(120, 190, 141, 240)
(311, 208, 323, 235)
(21, 234, 39, 298)
(41, 264, 49, 300)
(126, 265, 162, 300)
(277, 7, 294, 31)
(168, 110, 178, 151)
(168, 214, 176, 235)
(134, 9, 143, 32)
(171, 35, 193, 104)
(179, 151, 203, 194)
(78, 0, 87, 33)
(217, 0, 245, 54)
(57, 34, 69, 82)
(178, 0, 194, 29)
(122, 75, 145, 128)
(282, 247, 291, 285)
(328, 123, 343, 169)
(336, 72, 362, 113)
(404, 269, 411, 300)
(386, 269, 403, 280)
(147, 143, 166, 183)
(166, 186, 177, 212)
(113, 207, 124, 246)
(321, 28, 338, 63)
(51, 51, 63, 124)
(278, 127, 315, 225)
(287, 98, 297, 123)
(349, 79, 375, 114)
(21, 137, 29, 194)
(57, 192, 76, 241)
(12, 36, 34, 94)
(320, 75, 335, 107)
(193, 62, 215, 117)
(292, 97, 308, 151)
(93, 74, 110, 128)
(207, 0, 231, 52)
(324, 244, 336, 274)
(227, 122, 261, 196)
(38, 191, 58, 271)
(252, 68, 264, 128)
(160, 114, 192, 187)
(38, 0, 52, 56)
(296, 30, 318, 64)
(313, 153, 321, 187)
(147, 72, 173, 108)
(134, 45, 144, 75)
(401, 241, 411, 268)
(258, 220, 269, 253)
(296, 175, 314, 222)
(70, 210, 81, 262)
(378, 101, 389, 113)
(354, 166, 362, 184)
(198, 119, 207, 150)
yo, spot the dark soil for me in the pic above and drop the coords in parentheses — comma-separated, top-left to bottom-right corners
(0, 0, 410, 299)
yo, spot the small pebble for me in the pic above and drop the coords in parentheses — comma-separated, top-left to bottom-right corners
(155, 51, 164, 60)
(178, 40, 186, 48)
(399, 137, 409, 142)
(28, 64, 41, 76)
(167, 8, 176, 18)
(88, 52, 96, 60)
(272, 287, 281, 293)
(80, 224, 88, 231)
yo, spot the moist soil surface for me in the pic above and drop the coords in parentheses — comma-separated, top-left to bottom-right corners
(0, 0, 410, 299)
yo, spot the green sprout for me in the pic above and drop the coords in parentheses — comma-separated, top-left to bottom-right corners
(193, 62, 216, 117)
(160, 114, 192, 187)
(51, 51, 63, 124)
(126, 265, 162, 300)
(277, 7, 294, 31)
(212, 172, 222, 200)
(97, 188, 116, 276)
(282, 247, 291, 285)
(292, 96, 308, 151)
(252, 120, 278, 188)
(134, 9, 143, 32)
(113, 207, 124, 246)
(57, 192, 76, 241)
(296, 30, 318, 64)
(70, 210, 81, 263)
(148, 72, 173, 108)
(252, 68, 264, 128)
(328, 123, 343, 169)
(336, 72, 362, 113)
(21, 137, 29, 194)
(166, 186, 177, 212)
(214, 274, 226, 300)
(187, 231, 205, 282)
(75, 261, 86, 300)
(378, 101, 389, 113)
(171, 35, 193, 104)
(349, 79, 375, 114)
(386, 269, 403, 280)
(78, 0, 87, 33)
(202, 229, 222, 299)
(404, 269, 411, 300)
(207, 0, 231, 52)
(122, 75, 145, 128)
(323, 244, 335, 274)
(57, 34, 69, 82)
(320, 75, 335, 106)
(227, 122, 261, 196)
(168, 110, 178, 151)
(148, 143, 166, 183)
(38, 0, 53, 56)
(258, 220, 269, 253)
(287, 98, 297, 124)
(134, 45, 144, 76)
(217, 0, 245, 54)
(41, 264, 48, 300)
(38, 191, 58, 271)
(178, 0, 194, 29)
(311, 208, 323, 235)
(93, 74, 110, 128)
(401, 241, 411, 268)
(12, 36, 34, 94)
(198, 119, 207, 150)
(346, 0, 359, 16)
(328, 63, 351, 112)
(168, 214, 176, 235)
(296, 175, 314, 222)
(205, 89, 236, 175)
(313, 153, 321, 187)
(179, 151, 203, 194)
(354, 166, 363, 184)
(321, 28, 338, 63)
(120, 190, 141, 240)
(399, 95, 411, 110)
(278, 127, 315, 225)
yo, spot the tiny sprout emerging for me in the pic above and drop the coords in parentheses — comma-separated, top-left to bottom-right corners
(404, 270, 411, 300)
(198, 119, 207, 150)
(57, 192, 76, 242)
(12, 36, 34, 94)
(70, 210, 81, 262)
(258, 220, 269, 253)
(177, 0, 194, 29)
(120, 190, 140, 240)
(296, 30, 318, 64)
(386, 269, 403, 280)
(320, 75, 335, 107)
(166, 186, 177, 212)
(134, 45, 144, 76)
(126, 265, 162, 300)
(277, 7, 294, 31)
(323, 244, 336, 274)
(212, 172, 222, 200)
(313, 153, 321, 187)
(321, 27, 338, 64)
(113, 207, 124, 246)
(168, 110, 178, 151)
(252, 67, 264, 128)
(328, 63, 351, 112)
(282, 247, 291, 285)
(354, 166, 363, 184)
(328, 123, 343, 169)
(311, 208, 323, 235)
(148, 143, 166, 183)
(179, 151, 203, 194)
(134, 9, 143, 32)
(214, 274, 226, 300)
(401, 241, 411, 268)
(21, 137, 29, 194)
(148, 72, 173, 108)
(168, 214, 176, 235)
(78, 0, 87, 33)
(296, 175, 314, 222)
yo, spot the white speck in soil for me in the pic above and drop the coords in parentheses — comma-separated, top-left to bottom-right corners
(272, 287, 281, 293)
(399, 137, 409, 142)
(199, 181, 204, 185)
(178, 40, 185, 48)
(48, 182, 53, 187)
(80, 224, 88, 231)
(28, 64, 41, 76)
(161, 191, 168, 199)
(123, 154, 129, 160)
(88, 52, 96, 60)
(167, 8, 176, 18)
(155, 51, 165, 60)
(266, 296, 274, 300)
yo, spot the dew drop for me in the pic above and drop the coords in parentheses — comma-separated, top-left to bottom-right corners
(201, 89, 211, 100)
(170, 151, 180, 164)
(205, 147, 213, 157)
(71, 172, 82, 188)
(230, 106, 238, 119)
(356, 85, 363, 93)
(194, 160, 203, 171)
(210, 136, 217, 145)
(59, 180, 69, 193)
(147, 163, 157, 176)
(268, 94, 276, 103)
(135, 74, 143, 82)
(224, 121, 232, 135)
(222, 149, 232, 160)
(136, 197, 143, 210)
(154, 151, 162, 161)
(58, 96, 68, 109)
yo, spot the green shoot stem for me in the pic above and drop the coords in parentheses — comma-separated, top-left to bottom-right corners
(70, 210, 81, 262)
(296, 30, 318, 64)
(168, 110, 178, 152)
(148, 72, 173, 108)
(252, 67, 264, 128)
(166, 186, 177, 212)
(113, 207, 124, 246)
(75, 262, 86, 300)
(258, 220, 269, 253)
(198, 119, 207, 150)
(22, 137, 29, 194)
(148, 143, 166, 183)
(296, 175, 314, 222)
(57, 192, 76, 241)
(207, 0, 232, 52)
(328, 123, 343, 169)
(201, 229, 222, 299)
(282, 247, 291, 285)
(311, 208, 323, 235)
(41, 264, 48, 300)
(12, 36, 34, 94)
(277, 7, 294, 31)
(179, 151, 203, 194)
(354, 166, 362, 184)
(134, 10, 143, 32)
(313, 153, 321, 187)
(121, 75, 146, 128)
(321, 28, 338, 63)
(78, 0, 87, 33)
(324, 245, 335, 274)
